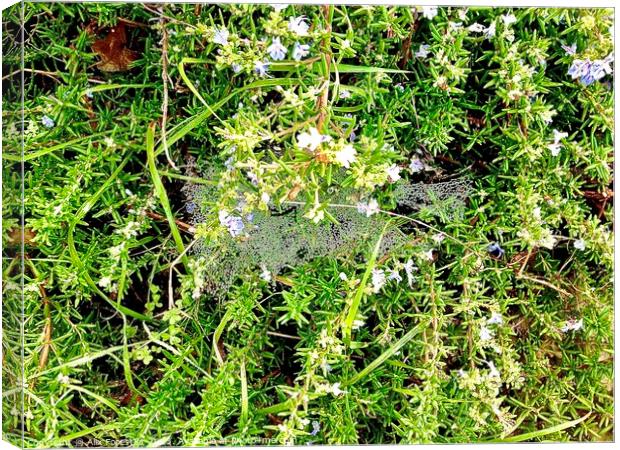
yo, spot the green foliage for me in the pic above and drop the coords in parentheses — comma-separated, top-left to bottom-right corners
(2, 3, 613, 447)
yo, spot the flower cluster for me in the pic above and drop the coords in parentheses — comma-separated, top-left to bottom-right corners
(567, 53, 614, 86)
(206, 13, 313, 78)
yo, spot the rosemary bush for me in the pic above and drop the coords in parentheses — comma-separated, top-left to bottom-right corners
(2, 3, 614, 446)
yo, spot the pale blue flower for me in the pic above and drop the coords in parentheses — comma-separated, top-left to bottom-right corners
(415, 44, 430, 58)
(212, 27, 229, 46)
(247, 171, 259, 186)
(224, 156, 235, 170)
(219, 210, 245, 237)
(41, 115, 55, 128)
(254, 60, 270, 77)
(409, 157, 424, 173)
(292, 42, 310, 61)
(310, 420, 321, 436)
(567, 59, 587, 79)
(561, 43, 577, 56)
(387, 268, 402, 283)
(232, 63, 242, 73)
(267, 37, 287, 61)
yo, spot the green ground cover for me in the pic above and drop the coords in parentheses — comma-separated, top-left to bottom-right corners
(2, 3, 614, 446)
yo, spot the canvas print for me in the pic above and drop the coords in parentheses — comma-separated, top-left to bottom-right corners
(1, 2, 614, 447)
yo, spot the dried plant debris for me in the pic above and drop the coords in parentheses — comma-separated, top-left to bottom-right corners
(92, 22, 138, 72)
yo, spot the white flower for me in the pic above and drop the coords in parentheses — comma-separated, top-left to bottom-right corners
(386, 164, 401, 183)
(292, 42, 310, 61)
(352, 319, 365, 330)
(507, 89, 522, 100)
(104, 136, 116, 148)
(553, 129, 568, 143)
(260, 267, 272, 282)
(212, 27, 229, 46)
(272, 4, 288, 12)
(339, 272, 348, 281)
(502, 14, 517, 25)
(334, 145, 357, 168)
(423, 249, 435, 262)
(538, 230, 557, 249)
(561, 318, 583, 333)
(409, 157, 425, 173)
(484, 21, 496, 39)
(480, 326, 494, 341)
(421, 6, 438, 20)
(486, 360, 500, 378)
(468, 23, 486, 33)
(109, 243, 124, 258)
(331, 382, 345, 397)
(404, 259, 416, 287)
(339, 89, 351, 99)
(267, 37, 287, 61)
(232, 63, 242, 73)
(288, 16, 309, 36)
(548, 142, 562, 157)
(356, 198, 380, 217)
(540, 109, 555, 125)
(547, 128, 568, 157)
(246, 171, 259, 186)
(305, 205, 325, 224)
(415, 44, 431, 58)
(57, 373, 71, 385)
(371, 268, 386, 293)
(573, 239, 586, 251)
(98, 276, 112, 288)
(297, 127, 324, 151)
(261, 192, 271, 205)
(387, 268, 402, 283)
(487, 312, 503, 325)
(432, 233, 446, 244)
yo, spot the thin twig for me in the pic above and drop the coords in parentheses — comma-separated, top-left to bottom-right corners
(159, 9, 178, 170)
(2, 68, 61, 82)
(316, 5, 333, 132)
(266, 331, 302, 340)
(37, 283, 52, 371)
(516, 274, 572, 298)
(145, 210, 195, 234)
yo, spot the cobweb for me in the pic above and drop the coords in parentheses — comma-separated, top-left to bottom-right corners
(181, 175, 473, 297)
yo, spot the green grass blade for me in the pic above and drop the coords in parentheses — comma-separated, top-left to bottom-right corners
(146, 123, 188, 265)
(345, 319, 428, 386)
(342, 221, 390, 341)
(491, 413, 592, 443)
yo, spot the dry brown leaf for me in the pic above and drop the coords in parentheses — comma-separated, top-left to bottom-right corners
(92, 23, 138, 72)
